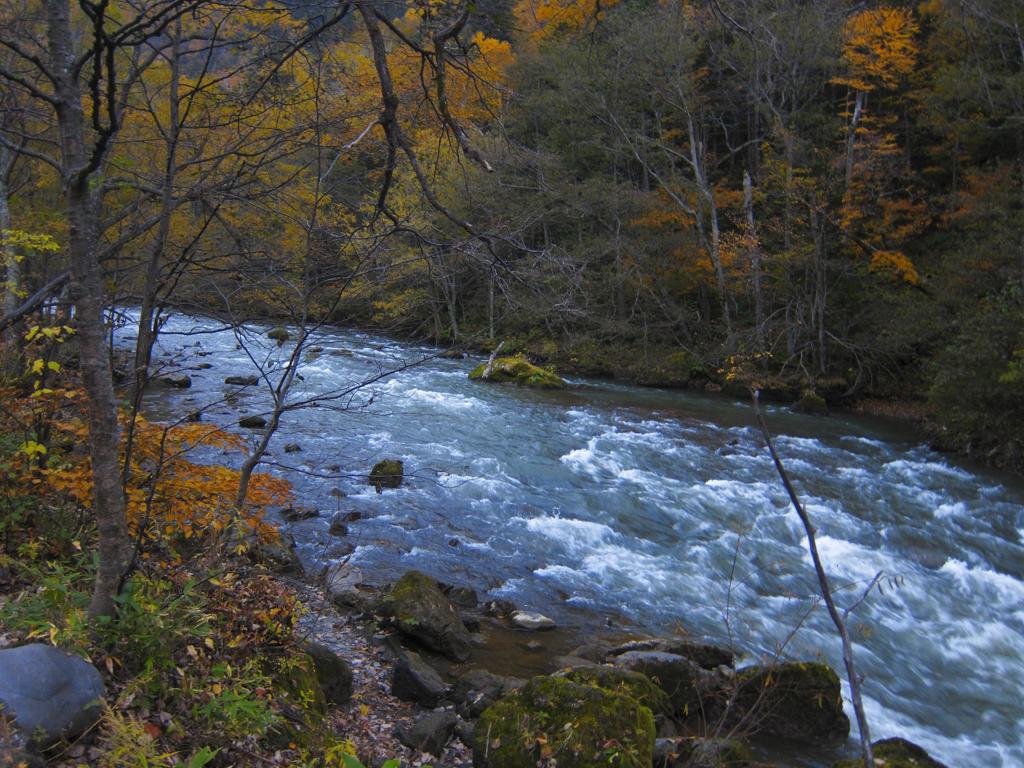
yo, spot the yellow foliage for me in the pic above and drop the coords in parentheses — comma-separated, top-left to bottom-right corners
(44, 413, 286, 544)
(834, 7, 919, 92)
(513, 0, 621, 42)
(869, 250, 920, 285)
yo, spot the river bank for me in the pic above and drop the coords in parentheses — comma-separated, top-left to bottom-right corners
(117, 310, 1024, 767)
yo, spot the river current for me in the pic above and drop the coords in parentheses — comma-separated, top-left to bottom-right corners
(118, 311, 1024, 767)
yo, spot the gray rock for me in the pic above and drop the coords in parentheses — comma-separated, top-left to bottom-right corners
(391, 651, 447, 707)
(382, 571, 473, 661)
(283, 443, 302, 453)
(451, 669, 524, 719)
(550, 655, 596, 670)
(324, 564, 374, 609)
(225, 375, 259, 386)
(302, 642, 353, 706)
(614, 651, 712, 716)
(156, 374, 191, 388)
(510, 610, 555, 631)
(396, 710, 457, 756)
(254, 532, 302, 575)
(281, 506, 319, 522)
(328, 515, 349, 537)
(442, 585, 478, 610)
(0, 644, 104, 747)
(238, 415, 267, 429)
(608, 638, 734, 670)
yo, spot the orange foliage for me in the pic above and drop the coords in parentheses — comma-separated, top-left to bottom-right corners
(513, 0, 620, 42)
(869, 250, 920, 285)
(0, 386, 288, 545)
(834, 7, 919, 92)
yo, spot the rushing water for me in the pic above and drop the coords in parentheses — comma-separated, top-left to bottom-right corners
(118, 311, 1024, 767)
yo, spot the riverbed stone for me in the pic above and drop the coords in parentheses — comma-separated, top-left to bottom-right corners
(473, 675, 655, 768)
(452, 670, 524, 719)
(302, 641, 354, 706)
(324, 564, 375, 609)
(557, 665, 673, 717)
(833, 738, 948, 768)
(225, 375, 259, 386)
(392, 650, 447, 707)
(794, 388, 828, 414)
(156, 374, 191, 388)
(469, 355, 565, 389)
(239, 415, 267, 429)
(608, 638, 735, 670)
(396, 710, 457, 756)
(613, 651, 712, 717)
(382, 571, 472, 661)
(368, 459, 404, 490)
(730, 661, 849, 744)
(268, 326, 290, 343)
(0, 644, 105, 748)
(510, 610, 555, 631)
(328, 515, 349, 537)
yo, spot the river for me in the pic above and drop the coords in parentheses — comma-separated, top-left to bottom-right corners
(116, 310, 1024, 767)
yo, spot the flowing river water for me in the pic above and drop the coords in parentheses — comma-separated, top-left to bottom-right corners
(117, 311, 1024, 767)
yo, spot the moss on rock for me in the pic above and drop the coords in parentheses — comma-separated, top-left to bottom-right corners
(794, 389, 828, 414)
(383, 571, 472, 661)
(559, 666, 673, 718)
(731, 661, 849, 743)
(832, 738, 948, 768)
(474, 676, 655, 768)
(469, 355, 565, 389)
(268, 651, 327, 748)
(368, 459, 404, 490)
(267, 326, 290, 343)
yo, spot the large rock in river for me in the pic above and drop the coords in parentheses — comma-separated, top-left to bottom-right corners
(730, 661, 849, 744)
(473, 675, 655, 768)
(613, 651, 719, 718)
(368, 459, 404, 490)
(383, 571, 473, 661)
(833, 737, 948, 768)
(0, 644, 105, 747)
(469, 355, 565, 389)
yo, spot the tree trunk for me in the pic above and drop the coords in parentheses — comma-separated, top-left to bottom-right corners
(1, 146, 17, 343)
(48, 0, 131, 620)
(744, 171, 765, 353)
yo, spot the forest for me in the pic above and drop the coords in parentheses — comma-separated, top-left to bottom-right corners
(0, 1, 1022, 767)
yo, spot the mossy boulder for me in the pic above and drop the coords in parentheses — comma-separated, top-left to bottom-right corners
(558, 666, 673, 718)
(368, 459, 404, 490)
(730, 661, 849, 744)
(474, 675, 655, 768)
(794, 389, 828, 414)
(613, 651, 715, 718)
(268, 326, 290, 343)
(833, 738, 948, 768)
(675, 737, 752, 767)
(469, 355, 565, 389)
(383, 571, 473, 661)
(268, 651, 327, 748)
(636, 349, 707, 388)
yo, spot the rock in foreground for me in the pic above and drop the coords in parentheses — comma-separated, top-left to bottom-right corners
(469, 355, 565, 389)
(731, 661, 849, 743)
(383, 571, 473, 661)
(368, 459, 404, 490)
(474, 675, 655, 768)
(833, 737, 948, 768)
(0, 644, 105, 748)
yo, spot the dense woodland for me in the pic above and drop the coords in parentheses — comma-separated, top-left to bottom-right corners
(0, 0, 1021, 766)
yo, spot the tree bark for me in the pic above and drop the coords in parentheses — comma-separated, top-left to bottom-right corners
(48, 0, 131, 620)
